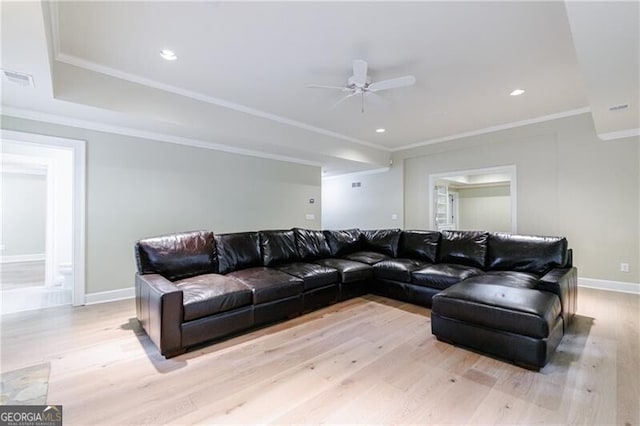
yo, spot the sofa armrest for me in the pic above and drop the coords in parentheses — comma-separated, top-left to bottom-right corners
(135, 273, 185, 357)
(539, 267, 577, 329)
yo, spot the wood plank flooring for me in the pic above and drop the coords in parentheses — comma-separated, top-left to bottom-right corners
(1, 287, 638, 425)
(1, 260, 45, 290)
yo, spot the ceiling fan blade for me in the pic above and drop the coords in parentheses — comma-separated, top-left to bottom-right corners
(329, 91, 358, 109)
(368, 75, 416, 92)
(307, 84, 349, 91)
(352, 59, 368, 87)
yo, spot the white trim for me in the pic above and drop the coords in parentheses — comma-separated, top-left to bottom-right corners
(598, 128, 640, 141)
(85, 287, 135, 305)
(44, 157, 55, 287)
(72, 137, 86, 307)
(0, 254, 46, 263)
(2, 106, 323, 168)
(392, 108, 591, 152)
(579, 277, 640, 295)
(1, 129, 87, 307)
(54, 52, 390, 153)
(428, 165, 517, 232)
(322, 167, 390, 180)
(1, 153, 49, 175)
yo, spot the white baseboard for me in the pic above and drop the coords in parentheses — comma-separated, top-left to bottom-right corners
(84, 287, 135, 305)
(579, 277, 640, 295)
(1, 253, 46, 263)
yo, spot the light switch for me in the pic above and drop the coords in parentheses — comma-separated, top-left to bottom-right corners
(305, 214, 315, 220)
(391, 214, 398, 220)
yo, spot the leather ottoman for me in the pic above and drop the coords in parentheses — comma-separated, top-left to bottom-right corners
(431, 282, 564, 370)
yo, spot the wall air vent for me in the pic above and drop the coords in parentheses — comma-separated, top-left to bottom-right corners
(1, 69, 35, 87)
(608, 103, 629, 111)
(352, 182, 362, 188)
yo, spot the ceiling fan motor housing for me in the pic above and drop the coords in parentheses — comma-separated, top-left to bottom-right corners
(348, 75, 371, 88)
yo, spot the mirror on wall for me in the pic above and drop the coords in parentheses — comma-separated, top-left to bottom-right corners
(429, 166, 516, 233)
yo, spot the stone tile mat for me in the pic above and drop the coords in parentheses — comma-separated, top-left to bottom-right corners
(0, 362, 50, 405)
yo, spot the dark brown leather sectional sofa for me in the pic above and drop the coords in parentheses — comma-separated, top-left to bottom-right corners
(134, 228, 577, 370)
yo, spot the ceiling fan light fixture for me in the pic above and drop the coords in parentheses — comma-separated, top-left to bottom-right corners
(376, 128, 386, 133)
(510, 88, 525, 96)
(160, 49, 177, 61)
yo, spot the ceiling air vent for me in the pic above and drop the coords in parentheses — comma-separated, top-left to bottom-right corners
(1, 69, 35, 87)
(608, 103, 629, 112)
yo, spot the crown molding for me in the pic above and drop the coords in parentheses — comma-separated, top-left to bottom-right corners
(391, 107, 592, 152)
(598, 128, 640, 141)
(322, 167, 390, 180)
(1, 106, 324, 168)
(54, 53, 391, 153)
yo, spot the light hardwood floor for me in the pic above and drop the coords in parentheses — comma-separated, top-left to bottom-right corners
(1, 287, 638, 425)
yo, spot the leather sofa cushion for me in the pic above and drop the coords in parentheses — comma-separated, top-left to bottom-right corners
(135, 230, 216, 281)
(432, 282, 562, 339)
(463, 271, 540, 289)
(438, 230, 489, 269)
(398, 230, 441, 263)
(323, 229, 362, 257)
(294, 228, 331, 260)
(215, 232, 262, 274)
(275, 262, 339, 291)
(260, 230, 300, 266)
(313, 258, 373, 283)
(227, 267, 303, 304)
(343, 251, 390, 265)
(412, 264, 483, 290)
(174, 273, 252, 321)
(373, 259, 430, 283)
(361, 229, 401, 257)
(487, 233, 568, 275)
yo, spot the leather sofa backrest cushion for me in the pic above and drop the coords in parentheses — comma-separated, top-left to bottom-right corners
(398, 230, 441, 262)
(361, 229, 401, 257)
(215, 232, 262, 274)
(323, 229, 362, 257)
(294, 228, 332, 260)
(437, 230, 489, 269)
(135, 230, 216, 281)
(260, 229, 300, 266)
(487, 232, 568, 275)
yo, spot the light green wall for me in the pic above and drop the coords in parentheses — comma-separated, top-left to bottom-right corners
(322, 164, 403, 230)
(457, 185, 511, 232)
(1, 116, 322, 294)
(1, 173, 46, 256)
(397, 113, 639, 283)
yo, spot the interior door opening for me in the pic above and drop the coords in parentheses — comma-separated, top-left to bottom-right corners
(1, 131, 85, 314)
(429, 165, 516, 233)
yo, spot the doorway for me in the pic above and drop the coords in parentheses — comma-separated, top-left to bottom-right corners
(1, 130, 85, 313)
(429, 165, 516, 233)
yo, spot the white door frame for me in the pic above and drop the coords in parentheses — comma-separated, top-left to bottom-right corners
(1, 129, 86, 306)
(428, 165, 517, 232)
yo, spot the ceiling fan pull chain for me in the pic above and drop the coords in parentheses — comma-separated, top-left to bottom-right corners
(361, 92, 365, 113)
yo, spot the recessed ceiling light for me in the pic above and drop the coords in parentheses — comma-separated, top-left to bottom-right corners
(510, 89, 525, 96)
(160, 49, 177, 61)
(376, 128, 386, 133)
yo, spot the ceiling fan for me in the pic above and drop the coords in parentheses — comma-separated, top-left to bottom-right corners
(308, 59, 416, 112)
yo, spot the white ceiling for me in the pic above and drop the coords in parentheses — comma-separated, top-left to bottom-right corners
(1, 1, 638, 175)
